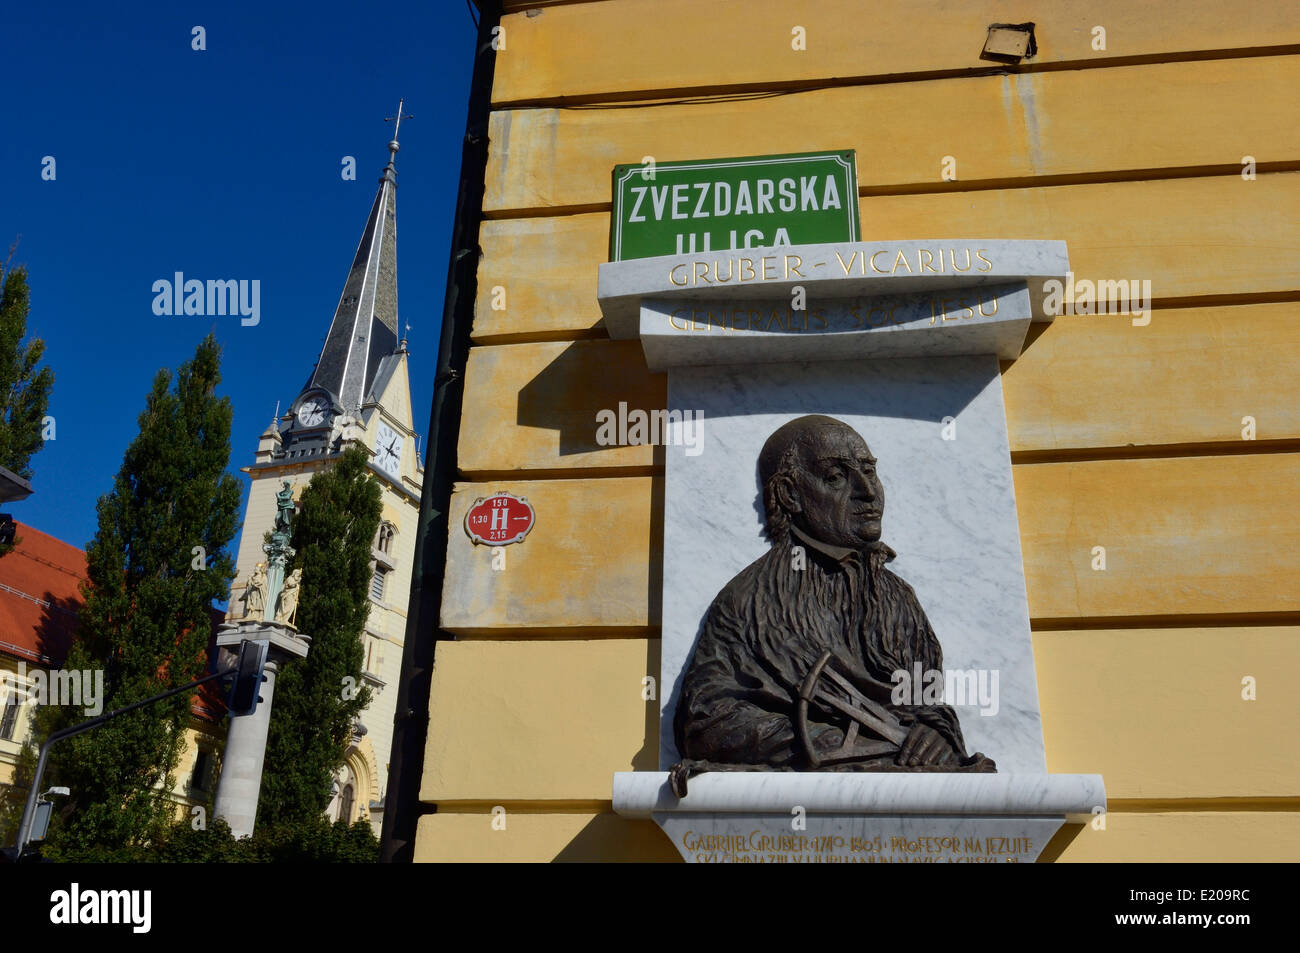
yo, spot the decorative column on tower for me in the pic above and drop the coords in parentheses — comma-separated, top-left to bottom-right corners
(213, 481, 311, 838)
(261, 482, 297, 619)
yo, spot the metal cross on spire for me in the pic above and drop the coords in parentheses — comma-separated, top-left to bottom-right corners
(385, 98, 414, 148)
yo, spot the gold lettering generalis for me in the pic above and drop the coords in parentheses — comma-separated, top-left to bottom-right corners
(666, 248, 995, 287)
(668, 289, 999, 333)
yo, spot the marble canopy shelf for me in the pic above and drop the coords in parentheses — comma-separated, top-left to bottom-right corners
(615, 772, 1105, 822)
(598, 238, 1069, 357)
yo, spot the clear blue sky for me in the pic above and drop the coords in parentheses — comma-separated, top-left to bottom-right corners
(2, 1, 477, 551)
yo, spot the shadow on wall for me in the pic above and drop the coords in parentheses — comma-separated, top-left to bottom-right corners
(34, 592, 81, 668)
(552, 812, 681, 863)
(1036, 822, 1086, 862)
(516, 340, 667, 460)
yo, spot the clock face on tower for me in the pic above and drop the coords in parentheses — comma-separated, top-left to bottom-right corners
(375, 421, 404, 479)
(297, 395, 331, 428)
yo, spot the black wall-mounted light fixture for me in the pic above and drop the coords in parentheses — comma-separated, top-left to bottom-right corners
(981, 22, 1037, 65)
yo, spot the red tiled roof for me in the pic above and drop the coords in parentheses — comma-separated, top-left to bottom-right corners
(0, 523, 227, 724)
(0, 523, 85, 665)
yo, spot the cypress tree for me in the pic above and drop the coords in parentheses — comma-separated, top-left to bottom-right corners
(258, 444, 381, 826)
(38, 333, 240, 855)
(0, 256, 55, 558)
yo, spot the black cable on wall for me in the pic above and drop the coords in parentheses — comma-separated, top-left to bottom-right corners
(380, 0, 501, 864)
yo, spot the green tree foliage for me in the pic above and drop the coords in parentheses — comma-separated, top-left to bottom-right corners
(37, 334, 241, 857)
(0, 258, 53, 480)
(35, 816, 379, 863)
(258, 444, 381, 826)
(0, 743, 37, 847)
(0, 255, 55, 557)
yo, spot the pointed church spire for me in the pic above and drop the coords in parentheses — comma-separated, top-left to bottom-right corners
(306, 102, 412, 412)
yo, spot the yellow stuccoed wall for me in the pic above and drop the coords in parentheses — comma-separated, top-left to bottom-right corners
(416, 0, 1300, 861)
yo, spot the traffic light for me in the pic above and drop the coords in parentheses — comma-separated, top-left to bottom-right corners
(228, 639, 269, 716)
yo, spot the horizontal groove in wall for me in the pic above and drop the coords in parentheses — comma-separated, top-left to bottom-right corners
(447, 627, 660, 640)
(1128, 290, 1300, 311)
(458, 466, 661, 482)
(481, 165, 1300, 220)
(469, 327, 609, 346)
(1031, 611, 1300, 631)
(858, 161, 1300, 197)
(427, 799, 615, 813)
(481, 202, 608, 222)
(421, 797, 1300, 814)
(1106, 797, 1300, 813)
(439, 612, 1300, 640)
(503, 0, 591, 11)
(1011, 439, 1300, 465)
(1004, 292, 1300, 338)
(492, 44, 1300, 110)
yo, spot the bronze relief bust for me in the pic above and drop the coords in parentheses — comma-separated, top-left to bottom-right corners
(671, 415, 994, 792)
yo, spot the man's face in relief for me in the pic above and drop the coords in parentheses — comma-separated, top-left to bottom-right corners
(786, 422, 885, 550)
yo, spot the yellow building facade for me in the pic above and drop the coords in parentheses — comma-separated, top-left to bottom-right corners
(402, 0, 1300, 861)
(0, 523, 228, 836)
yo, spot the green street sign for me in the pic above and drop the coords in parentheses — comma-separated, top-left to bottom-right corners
(609, 150, 859, 262)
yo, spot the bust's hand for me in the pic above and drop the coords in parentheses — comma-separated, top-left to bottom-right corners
(808, 723, 845, 754)
(897, 723, 959, 767)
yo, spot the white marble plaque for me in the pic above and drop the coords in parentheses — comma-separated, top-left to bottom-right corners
(659, 814, 1064, 864)
(659, 354, 1046, 774)
(598, 237, 1105, 861)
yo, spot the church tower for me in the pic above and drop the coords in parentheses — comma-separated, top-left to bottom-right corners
(227, 113, 423, 834)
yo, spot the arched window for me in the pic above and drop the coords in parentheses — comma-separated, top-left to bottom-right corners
(375, 522, 396, 555)
(338, 783, 355, 824)
(189, 749, 213, 792)
(0, 692, 21, 741)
